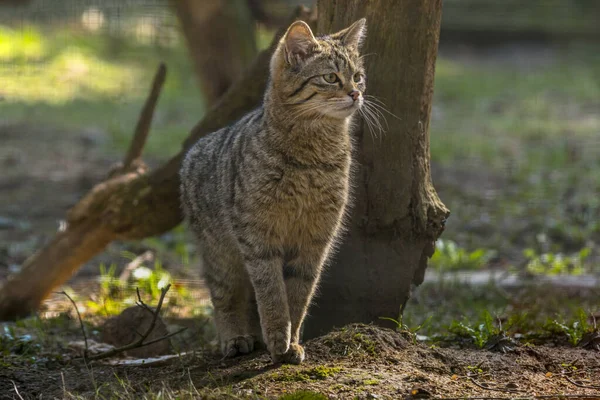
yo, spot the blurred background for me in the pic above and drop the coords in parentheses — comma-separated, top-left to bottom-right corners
(0, 0, 599, 342)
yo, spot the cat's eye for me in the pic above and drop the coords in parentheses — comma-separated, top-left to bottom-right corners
(353, 73, 363, 83)
(323, 73, 338, 83)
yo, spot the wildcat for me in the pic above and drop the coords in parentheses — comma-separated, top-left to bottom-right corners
(180, 18, 367, 364)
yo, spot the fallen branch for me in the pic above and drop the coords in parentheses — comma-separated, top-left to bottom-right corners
(0, 6, 315, 321)
(466, 373, 525, 394)
(85, 284, 186, 362)
(563, 374, 600, 390)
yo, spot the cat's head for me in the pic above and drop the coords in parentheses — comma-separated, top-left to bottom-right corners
(270, 18, 367, 120)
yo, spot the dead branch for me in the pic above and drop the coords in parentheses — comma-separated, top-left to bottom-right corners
(85, 284, 186, 362)
(563, 374, 600, 390)
(59, 291, 89, 359)
(466, 373, 525, 394)
(119, 63, 166, 174)
(0, 6, 315, 321)
(10, 381, 24, 400)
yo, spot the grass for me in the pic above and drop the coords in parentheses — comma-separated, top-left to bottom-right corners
(271, 365, 342, 383)
(0, 23, 205, 160)
(430, 44, 600, 260)
(429, 239, 495, 272)
(403, 277, 600, 344)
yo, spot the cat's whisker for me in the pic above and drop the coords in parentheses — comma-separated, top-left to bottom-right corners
(359, 52, 377, 60)
(358, 106, 382, 141)
(363, 102, 386, 139)
(363, 101, 388, 131)
(358, 109, 376, 142)
(363, 96, 401, 121)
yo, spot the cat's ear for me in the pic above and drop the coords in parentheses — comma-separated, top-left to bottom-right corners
(283, 20, 319, 64)
(331, 18, 367, 50)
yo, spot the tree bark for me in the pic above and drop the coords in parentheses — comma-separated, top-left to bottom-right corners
(171, 0, 258, 104)
(303, 0, 449, 338)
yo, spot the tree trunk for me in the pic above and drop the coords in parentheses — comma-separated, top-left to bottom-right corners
(303, 0, 449, 338)
(171, 0, 258, 104)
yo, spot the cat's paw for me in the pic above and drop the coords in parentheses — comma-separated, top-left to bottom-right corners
(272, 343, 305, 365)
(221, 335, 255, 358)
(267, 330, 290, 359)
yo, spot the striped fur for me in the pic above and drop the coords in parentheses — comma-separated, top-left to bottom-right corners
(180, 18, 367, 364)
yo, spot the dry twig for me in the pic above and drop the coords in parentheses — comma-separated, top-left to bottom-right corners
(466, 372, 525, 394)
(122, 63, 167, 171)
(563, 374, 600, 390)
(11, 380, 24, 400)
(59, 290, 88, 359)
(84, 283, 187, 361)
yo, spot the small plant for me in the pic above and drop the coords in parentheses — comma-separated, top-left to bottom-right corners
(430, 240, 495, 272)
(466, 365, 484, 375)
(523, 247, 590, 276)
(86, 263, 124, 316)
(379, 315, 432, 343)
(543, 309, 593, 346)
(86, 254, 190, 317)
(363, 378, 379, 385)
(447, 310, 499, 348)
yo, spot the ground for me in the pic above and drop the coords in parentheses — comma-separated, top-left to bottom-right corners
(1, 8, 599, 400)
(1, 324, 600, 399)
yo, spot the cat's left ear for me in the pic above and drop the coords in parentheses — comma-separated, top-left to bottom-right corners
(331, 18, 367, 51)
(283, 20, 319, 65)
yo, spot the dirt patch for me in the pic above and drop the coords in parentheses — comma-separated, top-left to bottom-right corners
(2, 324, 599, 399)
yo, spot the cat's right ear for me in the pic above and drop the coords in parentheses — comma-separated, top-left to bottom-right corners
(282, 21, 319, 65)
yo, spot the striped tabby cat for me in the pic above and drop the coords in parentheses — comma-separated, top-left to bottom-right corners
(180, 18, 367, 364)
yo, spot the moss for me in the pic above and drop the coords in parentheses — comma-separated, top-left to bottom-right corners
(308, 366, 342, 380)
(272, 370, 310, 383)
(278, 391, 328, 400)
(352, 333, 377, 355)
(363, 379, 380, 385)
(271, 366, 341, 382)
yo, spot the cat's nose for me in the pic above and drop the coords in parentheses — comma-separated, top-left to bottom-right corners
(348, 90, 360, 101)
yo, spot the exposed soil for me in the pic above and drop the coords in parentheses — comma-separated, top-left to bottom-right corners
(1, 324, 599, 399)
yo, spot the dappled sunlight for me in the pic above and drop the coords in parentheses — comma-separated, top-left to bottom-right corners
(0, 23, 204, 159)
(0, 42, 144, 104)
(0, 24, 46, 61)
(81, 7, 105, 32)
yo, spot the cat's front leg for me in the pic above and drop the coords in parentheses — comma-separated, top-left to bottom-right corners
(242, 249, 292, 362)
(281, 242, 330, 364)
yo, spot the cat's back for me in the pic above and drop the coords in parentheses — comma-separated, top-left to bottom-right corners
(180, 107, 264, 224)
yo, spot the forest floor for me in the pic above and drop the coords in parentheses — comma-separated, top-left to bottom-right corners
(1, 17, 600, 400)
(1, 322, 600, 399)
